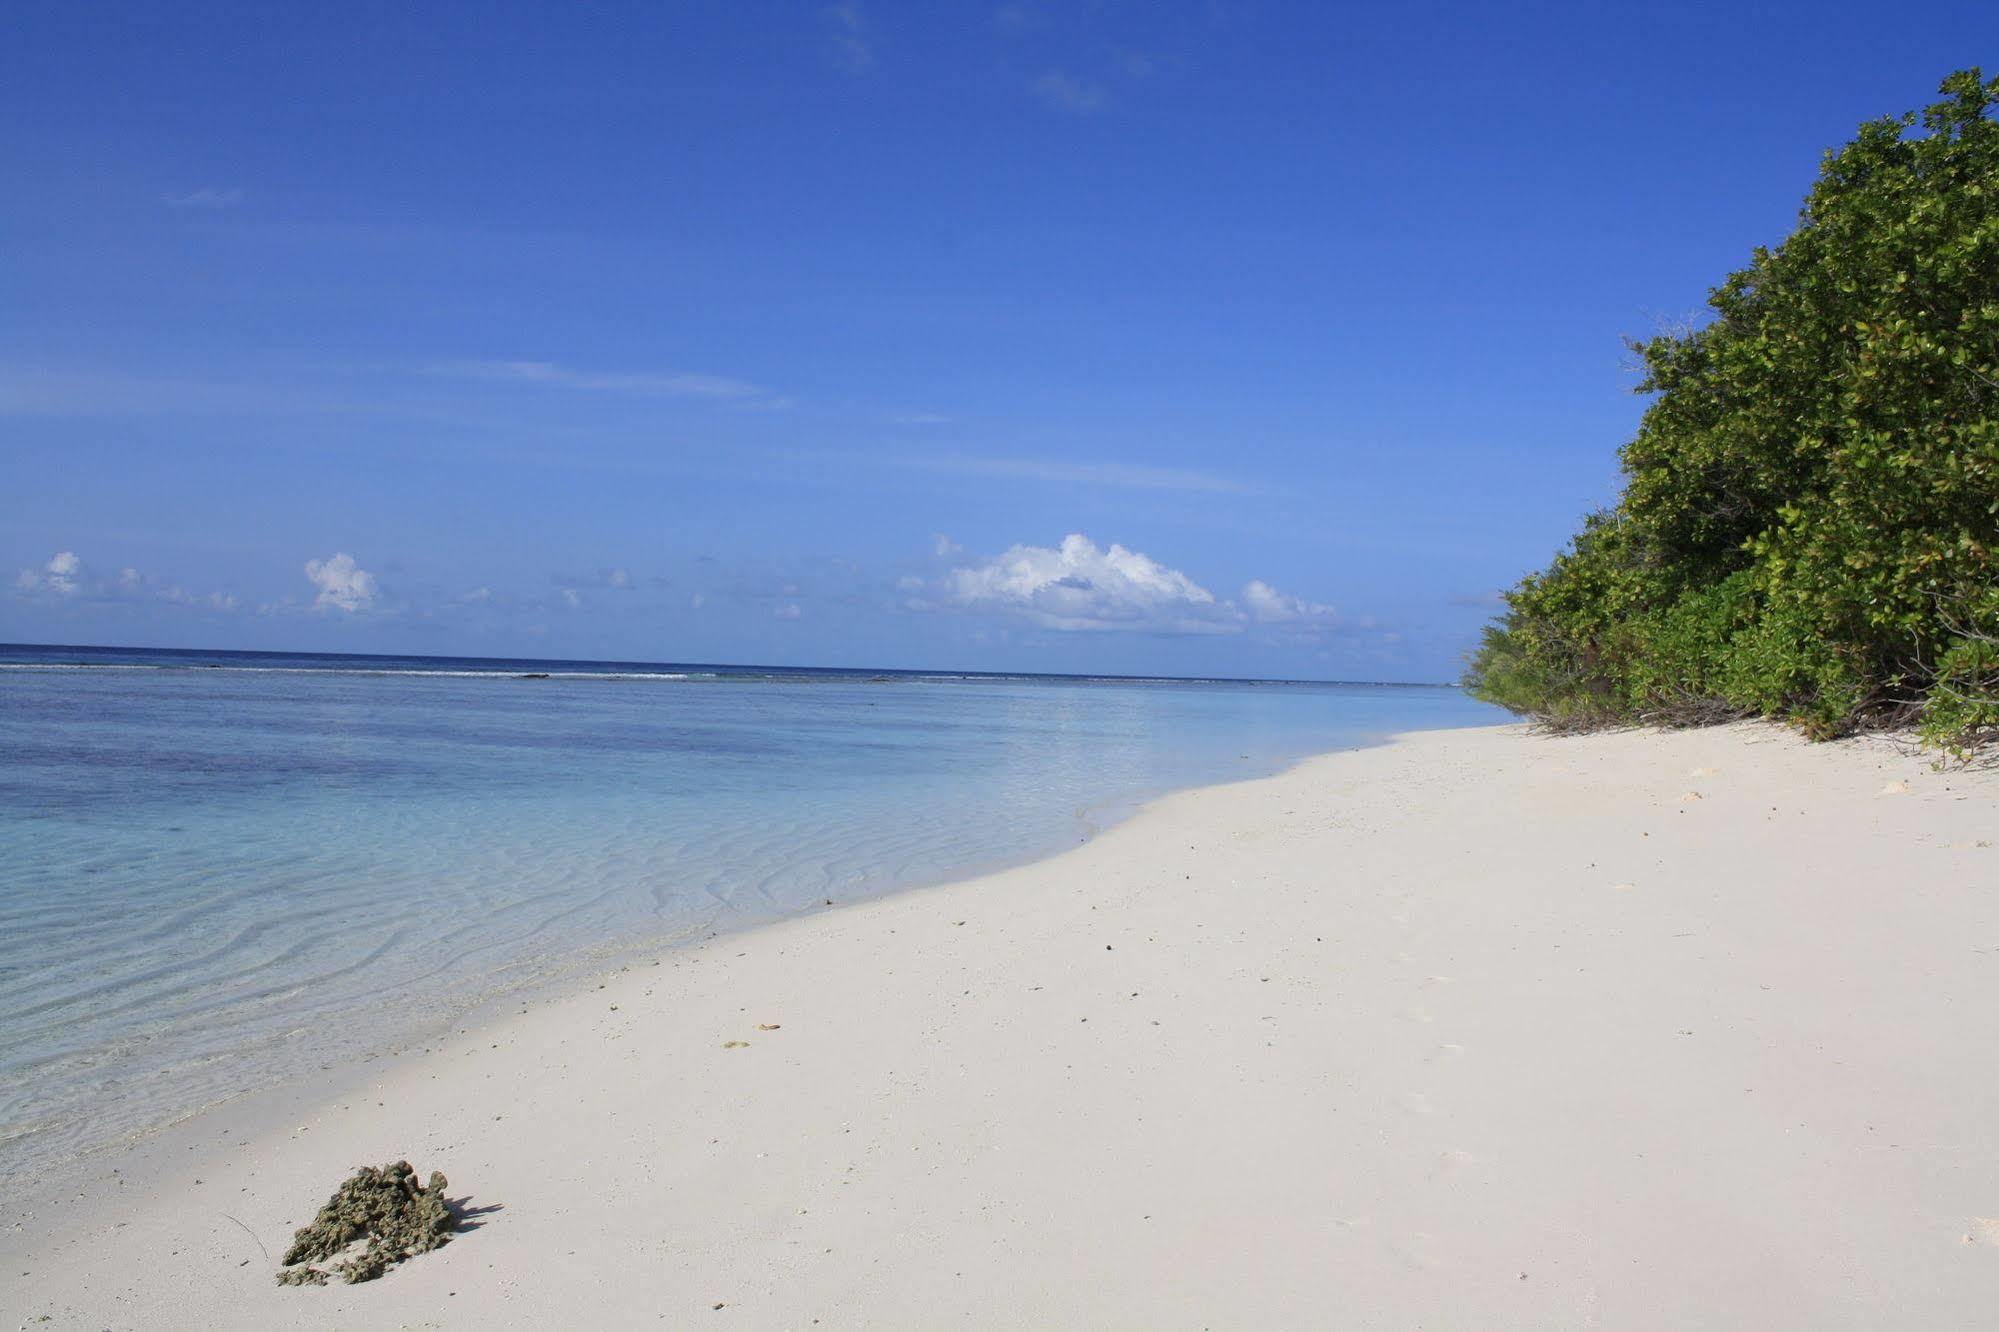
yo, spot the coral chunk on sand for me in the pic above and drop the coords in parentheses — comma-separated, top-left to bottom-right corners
(275, 1161, 456, 1286)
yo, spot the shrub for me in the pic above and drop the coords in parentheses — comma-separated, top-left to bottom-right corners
(1468, 70, 1999, 757)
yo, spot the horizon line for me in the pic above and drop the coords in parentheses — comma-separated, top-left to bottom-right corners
(0, 639, 1463, 691)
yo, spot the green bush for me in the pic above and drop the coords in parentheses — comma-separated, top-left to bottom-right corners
(1467, 70, 1999, 756)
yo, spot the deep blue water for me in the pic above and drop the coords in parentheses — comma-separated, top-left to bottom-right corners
(0, 642, 1503, 1181)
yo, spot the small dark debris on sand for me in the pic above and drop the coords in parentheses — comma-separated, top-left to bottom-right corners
(276, 1161, 456, 1286)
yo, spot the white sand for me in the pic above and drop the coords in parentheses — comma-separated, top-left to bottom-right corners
(5, 723, 1998, 1330)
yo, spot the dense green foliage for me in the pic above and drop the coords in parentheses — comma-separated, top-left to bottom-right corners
(1467, 71, 1999, 756)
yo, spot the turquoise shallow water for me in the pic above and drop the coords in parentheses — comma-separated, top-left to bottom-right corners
(0, 643, 1503, 1183)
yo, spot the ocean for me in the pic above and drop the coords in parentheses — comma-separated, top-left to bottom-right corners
(0, 642, 1503, 1185)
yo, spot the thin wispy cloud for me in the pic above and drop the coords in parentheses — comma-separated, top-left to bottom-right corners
(791, 448, 1266, 495)
(1111, 48, 1155, 78)
(825, 3, 873, 73)
(0, 369, 319, 418)
(162, 187, 244, 209)
(0, 367, 532, 432)
(435, 360, 772, 403)
(553, 567, 634, 591)
(1033, 72, 1107, 113)
(897, 452, 1267, 497)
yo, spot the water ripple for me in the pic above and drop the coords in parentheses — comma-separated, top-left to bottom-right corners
(0, 648, 1502, 1185)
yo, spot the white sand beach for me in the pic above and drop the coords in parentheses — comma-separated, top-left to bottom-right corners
(5, 722, 1998, 1330)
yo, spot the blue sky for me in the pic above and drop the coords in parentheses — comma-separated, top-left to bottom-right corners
(3, 2, 1992, 679)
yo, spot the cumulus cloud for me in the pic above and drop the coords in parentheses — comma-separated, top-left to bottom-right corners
(115, 566, 235, 609)
(774, 602, 802, 620)
(15, 550, 236, 610)
(16, 550, 82, 596)
(303, 552, 377, 612)
(1242, 578, 1338, 625)
(913, 534, 1357, 639)
(941, 534, 1237, 634)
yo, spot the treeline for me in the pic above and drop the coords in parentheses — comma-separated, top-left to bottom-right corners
(1466, 70, 1999, 758)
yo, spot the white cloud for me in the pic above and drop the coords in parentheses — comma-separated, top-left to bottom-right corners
(304, 552, 377, 613)
(435, 360, 774, 404)
(0, 367, 331, 418)
(941, 534, 1238, 634)
(16, 550, 82, 596)
(851, 451, 1264, 496)
(46, 550, 81, 592)
(163, 187, 244, 209)
(554, 567, 634, 591)
(932, 533, 963, 558)
(1113, 48, 1155, 78)
(1242, 578, 1338, 625)
(561, 588, 583, 609)
(826, 3, 872, 72)
(913, 535, 1361, 639)
(16, 550, 236, 611)
(774, 602, 802, 620)
(689, 592, 706, 610)
(1034, 72, 1107, 113)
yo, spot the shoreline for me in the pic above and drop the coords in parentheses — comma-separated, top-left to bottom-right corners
(0, 725, 1397, 1208)
(6, 722, 1998, 1328)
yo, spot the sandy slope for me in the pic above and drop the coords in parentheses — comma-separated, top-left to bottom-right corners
(4, 723, 1998, 1330)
